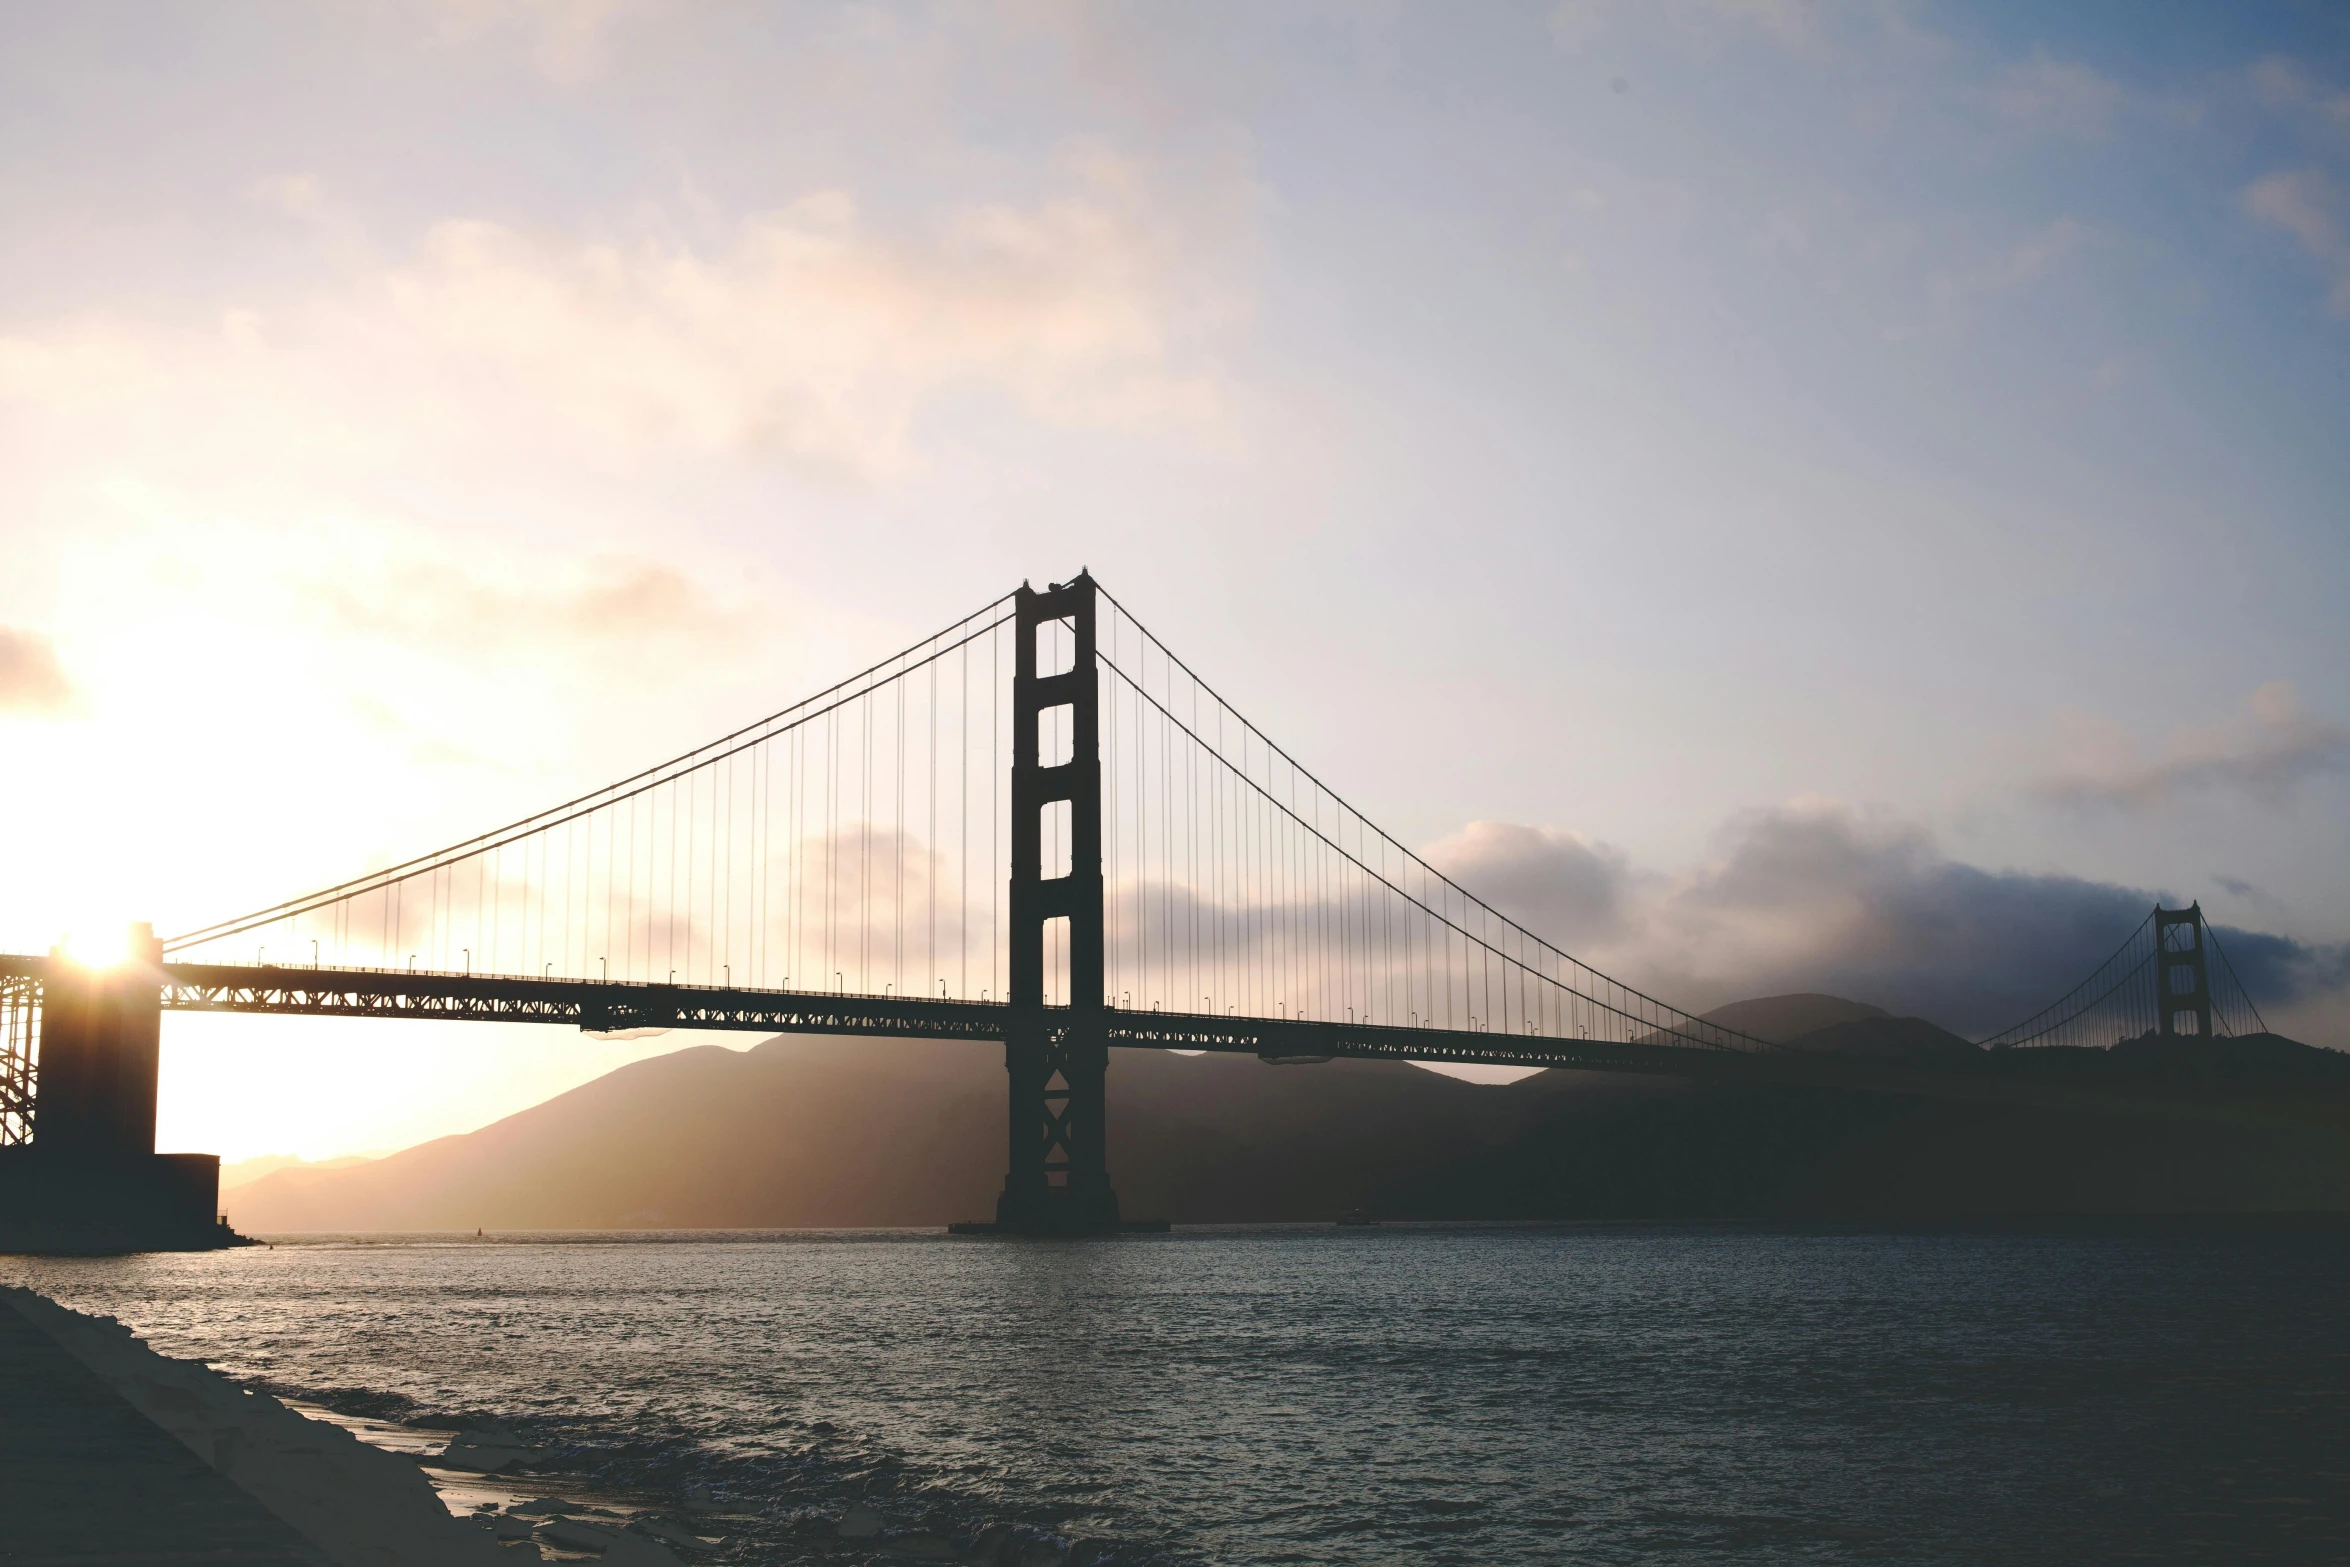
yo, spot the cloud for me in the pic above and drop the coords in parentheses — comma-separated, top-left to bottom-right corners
(1984, 50, 2123, 139)
(1550, 0, 1879, 55)
(424, 0, 644, 85)
(2247, 55, 2350, 130)
(377, 172, 1226, 477)
(1901, 216, 2090, 336)
(1425, 799, 2349, 1040)
(0, 627, 75, 715)
(0, 331, 153, 404)
(248, 173, 323, 218)
(1422, 821, 1628, 947)
(1654, 801, 2156, 1031)
(313, 554, 751, 661)
(2031, 682, 2350, 812)
(0, 152, 1241, 484)
(2244, 169, 2350, 317)
(2211, 925, 2350, 1026)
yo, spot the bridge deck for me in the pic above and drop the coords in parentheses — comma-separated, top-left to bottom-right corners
(4, 955, 2341, 1130)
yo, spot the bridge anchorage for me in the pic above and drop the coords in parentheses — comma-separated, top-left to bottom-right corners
(0, 572, 2301, 1249)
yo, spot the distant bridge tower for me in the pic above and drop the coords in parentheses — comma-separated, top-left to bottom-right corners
(2155, 903, 2214, 1040)
(997, 573, 1123, 1234)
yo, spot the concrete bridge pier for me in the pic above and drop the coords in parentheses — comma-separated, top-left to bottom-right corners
(0, 925, 243, 1254)
(36, 926, 165, 1158)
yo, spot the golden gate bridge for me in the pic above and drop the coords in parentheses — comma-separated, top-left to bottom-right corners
(0, 572, 2290, 1242)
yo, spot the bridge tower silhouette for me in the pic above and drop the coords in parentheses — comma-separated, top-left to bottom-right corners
(1000, 573, 1122, 1232)
(2156, 904, 2214, 1041)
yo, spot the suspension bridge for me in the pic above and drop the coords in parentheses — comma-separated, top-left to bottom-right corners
(0, 572, 2300, 1241)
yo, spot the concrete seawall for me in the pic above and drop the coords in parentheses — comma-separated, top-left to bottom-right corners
(0, 1286, 502, 1566)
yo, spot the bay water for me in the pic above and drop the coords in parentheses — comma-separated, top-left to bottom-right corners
(6, 1222, 2346, 1564)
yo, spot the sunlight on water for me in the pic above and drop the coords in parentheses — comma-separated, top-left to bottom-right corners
(7, 1224, 2347, 1565)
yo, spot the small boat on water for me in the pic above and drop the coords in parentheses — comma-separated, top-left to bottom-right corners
(1336, 1208, 1378, 1227)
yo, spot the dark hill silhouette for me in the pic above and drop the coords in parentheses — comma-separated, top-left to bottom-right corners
(226, 1003, 2350, 1231)
(232, 1038, 1004, 1231)
(1697, 993, 1890, 1043)
(226, 1036, 1545, 1231)
(2104, 1031, 2350, 1083)
(1782, 1014, 1982, 1066)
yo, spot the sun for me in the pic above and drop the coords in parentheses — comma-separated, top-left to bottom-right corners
(59, 924, 136, 971)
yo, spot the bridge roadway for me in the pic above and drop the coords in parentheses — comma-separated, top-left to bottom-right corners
(5, 953, 2338, 1129)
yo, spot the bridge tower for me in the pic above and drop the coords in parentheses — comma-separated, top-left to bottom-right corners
(33, 926, 165, 1156)
(2154, 903, 2214, 1040)
(0, 924, 238, 1253)
(995, 573, 1123, 1234)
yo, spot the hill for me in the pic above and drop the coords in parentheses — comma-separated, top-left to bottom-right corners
(220, 1154, 376, 1193)
(1697, 993, 1890, 1043)
(226, 1003, 2350, 1231)
(225, 1036, 1552, 1231)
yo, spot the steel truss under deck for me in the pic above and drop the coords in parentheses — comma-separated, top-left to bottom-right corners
(0, 951, 1746, 1070)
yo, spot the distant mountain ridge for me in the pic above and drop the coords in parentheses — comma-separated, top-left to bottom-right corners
(227, 1036, 1551, 1230)
(225, 998, 2350, 1230)
(1697, 993, 1890, 1043)
(219, 1154, 376, 1193)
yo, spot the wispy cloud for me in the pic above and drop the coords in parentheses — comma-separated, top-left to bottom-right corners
(314, 555, 752, 661)
(0, 152, 1239, 484)
(247, 172, 324, 218)
(1983, 49, 2124, 139)
(2247, 55, 2350, 131)
(0, 331, 153, 404)
(0, 627, 75, 715)
(2032, 683, 2350, 812)
(380, 169, 1228, 477)
(2244, 169, 2350, 317)
(424, 0, 645, 85)
(1548, 0, 1930, 59)
(1899, 215, 2090, 337)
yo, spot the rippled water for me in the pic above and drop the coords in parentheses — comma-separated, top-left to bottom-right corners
(7, 1222, 2347, 1564)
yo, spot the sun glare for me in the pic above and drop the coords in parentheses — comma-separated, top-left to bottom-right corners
(59, 924, 136, 970)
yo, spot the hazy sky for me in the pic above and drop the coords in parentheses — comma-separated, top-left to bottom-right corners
(2, 1, 2346, 1160)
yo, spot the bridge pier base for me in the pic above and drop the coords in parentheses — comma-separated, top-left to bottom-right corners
(1, 927, 251, 1255)
(0, 1149, 241, 1254)
(992, 1015, 1123, 1234)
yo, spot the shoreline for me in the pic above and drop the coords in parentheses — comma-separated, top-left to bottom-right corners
(0, 1285, 710, 1566)
(2, 1279, 1117, 1566)
(232, 1207, 2350, 1247)
(3, 1284, 507, 1565)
